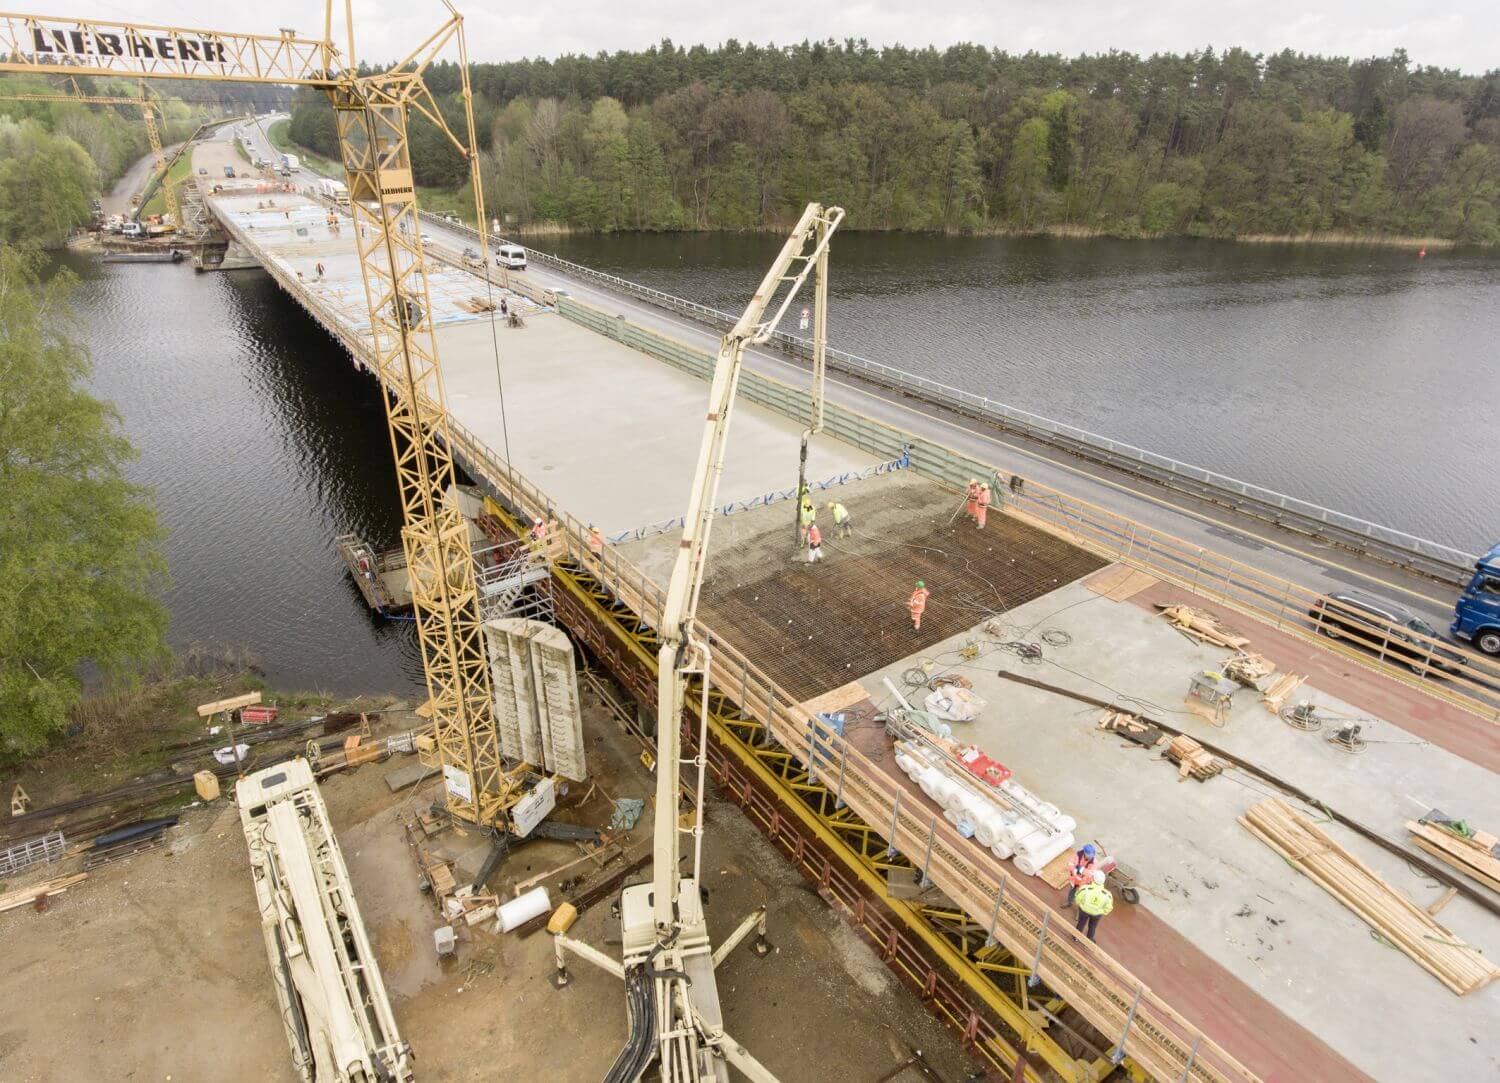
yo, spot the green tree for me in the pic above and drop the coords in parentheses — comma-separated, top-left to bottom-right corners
(0, 118, 98, 248)
(0, 248, 169, 757)
(1005, 117, 1051, 228)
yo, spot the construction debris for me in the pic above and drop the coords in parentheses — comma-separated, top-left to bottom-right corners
(1241, 799, 1499, 996)
(1261, 674, 1307, 715)
(1165, 735, 1224, 781)
(1156, 604, 1251, 649)
(1407, 817, 1500, 894)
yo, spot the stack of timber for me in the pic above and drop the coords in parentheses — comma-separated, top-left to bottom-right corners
(0, 872, 88, 913)
(1260, 673, 1306, 714)
(1222, 651, 1275, 686)
(1242, 799, 1499, 995)
(1407, 819, 1500, 894)
(1165, 734, 1223, 781)
(1097, 710, 1165, 748)
(1156, 604, 1251, 649)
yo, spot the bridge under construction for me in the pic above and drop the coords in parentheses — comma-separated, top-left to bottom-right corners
(189, 121, 1500, 1083)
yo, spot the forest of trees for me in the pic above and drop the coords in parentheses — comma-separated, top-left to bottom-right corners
(288, 41, 1500, 241)
(0, 76, 287, 247)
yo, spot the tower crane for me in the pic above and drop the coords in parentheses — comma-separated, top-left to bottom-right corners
(0, 4, 532, 840)
(552, 202, 843, 1082)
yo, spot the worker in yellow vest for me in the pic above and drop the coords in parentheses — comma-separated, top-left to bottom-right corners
(1074, 870, 1113, 942)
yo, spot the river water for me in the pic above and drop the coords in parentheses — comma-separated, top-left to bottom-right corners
(57, 235, 1499, 691)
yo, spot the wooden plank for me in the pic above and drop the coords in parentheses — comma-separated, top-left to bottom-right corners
(1243, 799, 1498, 996)
(1411, 837, 1500, 895)
(798, 681, 870, 718)
(1426, 887, 1458, 915)
(0, 872, 88, 913)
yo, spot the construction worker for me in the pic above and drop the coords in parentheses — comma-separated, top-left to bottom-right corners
(1074, 871, 1114, 942)
(587, 524, 604, 556)
(965, 479, 981, 523)
(908, 581, 930, 632)
(805, 521, 824, 563)
(1064, 843, 1097, 908)
(975, 483, 991, 529)
(798, 498, 817, 544)
(528, 516, 548, 556)
(827, 499, 852, 538)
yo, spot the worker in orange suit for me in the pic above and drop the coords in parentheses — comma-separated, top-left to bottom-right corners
(528, 516, 548, 556)
(964, 479, 981, 523)
(908, 581, 930, 631)
(975, 483, 991, 529)
(587, 524, 604, 555)
(1064, 843, 1097, 908)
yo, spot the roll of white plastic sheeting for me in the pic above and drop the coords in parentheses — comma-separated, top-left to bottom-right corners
(497, 886, 551, 933)
(1014, 831, 1076, 876)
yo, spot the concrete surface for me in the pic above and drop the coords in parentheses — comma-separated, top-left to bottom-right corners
(860, 575, 1500, 1081)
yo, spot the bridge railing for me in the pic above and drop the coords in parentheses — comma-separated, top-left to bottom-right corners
(418, 209, 1479, 585)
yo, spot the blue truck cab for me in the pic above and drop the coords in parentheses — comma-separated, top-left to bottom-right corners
(1451, 543, 1500, 655)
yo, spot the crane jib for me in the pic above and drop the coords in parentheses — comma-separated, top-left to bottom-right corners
(28, 26, 229, 64)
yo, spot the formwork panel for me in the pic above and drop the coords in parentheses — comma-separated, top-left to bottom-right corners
(484, 618, 588, 780)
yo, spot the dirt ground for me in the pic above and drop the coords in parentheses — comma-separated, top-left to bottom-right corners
(0, 688, 979, 1082)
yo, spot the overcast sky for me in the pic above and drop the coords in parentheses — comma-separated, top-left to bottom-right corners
(122, 0, 1494, 75)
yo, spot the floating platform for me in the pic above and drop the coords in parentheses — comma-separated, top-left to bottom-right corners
(334, 532, 410, 615)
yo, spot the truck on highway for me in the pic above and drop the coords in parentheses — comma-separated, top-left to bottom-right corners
(279, 152, 300, 175)
(1452, 543, 1500, 655)
(318, 177, 350, 206)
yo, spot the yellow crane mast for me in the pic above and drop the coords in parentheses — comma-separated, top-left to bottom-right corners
(0, 7, 515, 831)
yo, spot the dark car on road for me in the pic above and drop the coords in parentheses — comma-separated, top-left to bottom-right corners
(1309, 590, 1465, 677)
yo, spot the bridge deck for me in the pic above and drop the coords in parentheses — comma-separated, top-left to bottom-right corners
(210, 187, 875, 537)
(205, 168, 1498, 1083)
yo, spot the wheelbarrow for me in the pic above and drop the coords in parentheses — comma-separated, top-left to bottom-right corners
(1092, 846, 1142, 905)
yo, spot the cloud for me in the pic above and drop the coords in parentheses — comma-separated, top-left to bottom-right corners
(128, 0, 1495, 74)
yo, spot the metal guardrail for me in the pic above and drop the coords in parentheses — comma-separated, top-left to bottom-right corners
(418, 210, 1481, 585)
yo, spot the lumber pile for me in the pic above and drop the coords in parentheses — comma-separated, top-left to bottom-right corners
(0, 872, 88, 913)
(1260, 673, 1306, 714)
(1242, 799, 1498, 996)
(1222, 652, 1274, 685)
(457, 295, 495, 314)
(1157, 604, 1251, 649)
(1407, 819, 1500, 894)
(1164, 735, 1223, 781)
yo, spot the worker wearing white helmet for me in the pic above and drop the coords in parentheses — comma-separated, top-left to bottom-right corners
(1074, 870, 1114, 942)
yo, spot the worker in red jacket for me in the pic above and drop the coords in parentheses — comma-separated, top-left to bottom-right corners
(1065, 843, 1097, 908)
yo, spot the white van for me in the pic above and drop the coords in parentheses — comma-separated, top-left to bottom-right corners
(495, 243, 527, 271)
